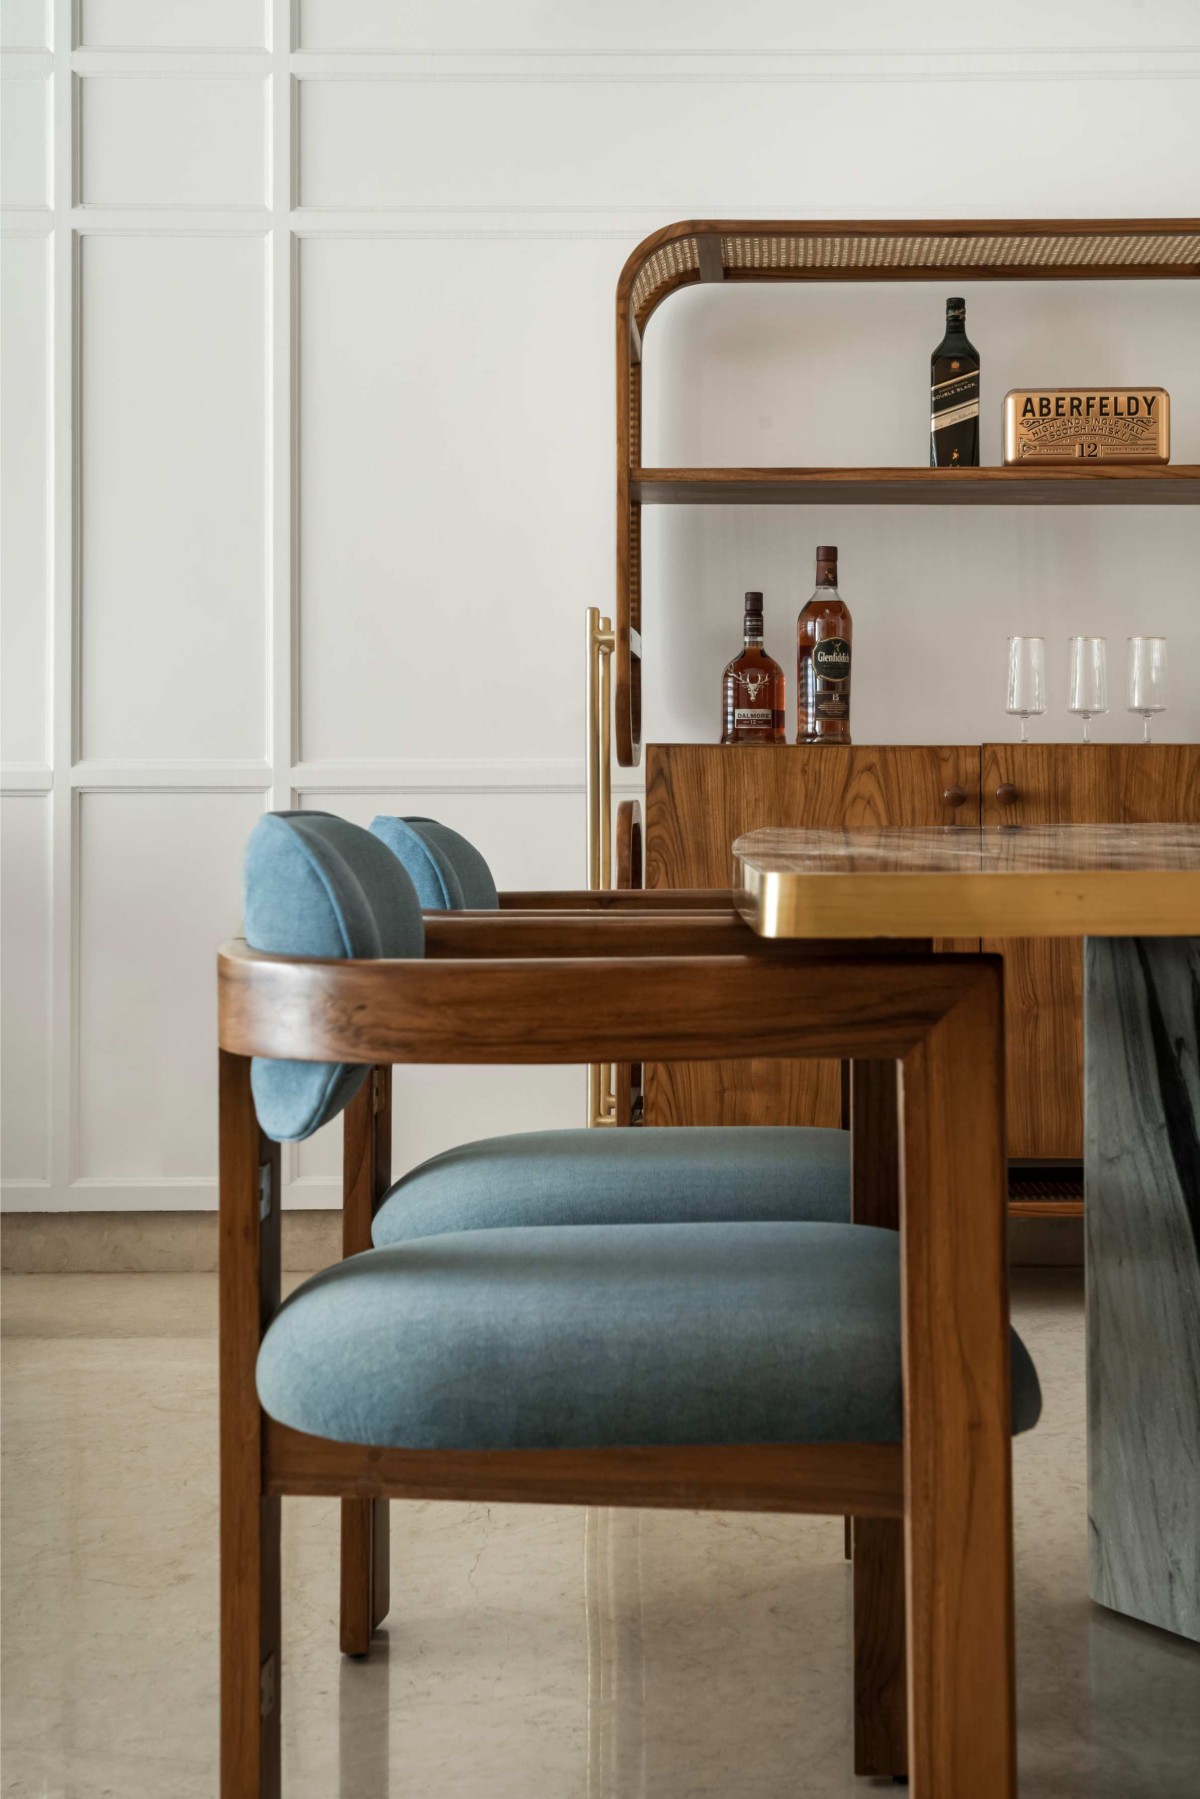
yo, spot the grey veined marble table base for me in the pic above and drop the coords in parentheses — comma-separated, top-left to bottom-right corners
(1086, 937, 1200, 1643)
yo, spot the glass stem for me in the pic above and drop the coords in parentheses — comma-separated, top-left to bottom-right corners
(1019, 716, 1029, 743)
(1143, 714, 1152, 745)
(1083, 716, 1091, 744)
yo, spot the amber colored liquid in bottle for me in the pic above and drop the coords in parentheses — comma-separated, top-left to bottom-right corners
(721, 591, 785, 744)
(796, 547, 852, 745)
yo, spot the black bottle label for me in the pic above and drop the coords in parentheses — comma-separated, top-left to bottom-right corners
(931, 369, 980, 435)
(812, 638, 851, 677)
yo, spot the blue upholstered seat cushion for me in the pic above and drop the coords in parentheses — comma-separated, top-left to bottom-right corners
(257, 1221, 1042, 1450)
(243, 811, 424, 1142)
(373, 1126, 849, 1246)
(369, 815, 499, 910)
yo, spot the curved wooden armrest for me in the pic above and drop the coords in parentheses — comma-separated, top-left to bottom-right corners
(497, 888, 731, 910)
(426, 911, 799, 958)
(217, 939, 990, 1067)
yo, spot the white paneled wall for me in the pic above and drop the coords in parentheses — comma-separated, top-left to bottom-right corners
(2, 1, 1197, 1213)
(80, 234, 268, 760)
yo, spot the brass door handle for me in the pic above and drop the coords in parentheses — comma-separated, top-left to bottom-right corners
(943, 785, 967, 808)
(996, 783, 1019, 805)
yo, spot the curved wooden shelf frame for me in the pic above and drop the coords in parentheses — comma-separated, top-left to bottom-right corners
(614, 216, 1200, 766)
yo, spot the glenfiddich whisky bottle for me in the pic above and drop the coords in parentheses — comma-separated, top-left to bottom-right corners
(721, 592, 785, 744)
(796, 547, 852, 745)
(930, 296, 980, 468)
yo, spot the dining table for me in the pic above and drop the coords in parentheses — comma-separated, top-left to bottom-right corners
(733, 821, 1200, 1646)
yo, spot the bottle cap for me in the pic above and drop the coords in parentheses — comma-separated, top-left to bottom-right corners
(946, 295, 965, 310)
(815, 547, 837, 561)
(743, 590, 764, 610)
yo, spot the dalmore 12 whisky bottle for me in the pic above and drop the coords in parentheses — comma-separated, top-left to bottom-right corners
(930, 296, 980, 467)
(796, 547, 852, 745)
(721, 591, 785, 744)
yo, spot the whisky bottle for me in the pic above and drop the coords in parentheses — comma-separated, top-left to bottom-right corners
(930, 296, 980, 468)
(721, 592, 785, 744)
(796, 547, 852, 745)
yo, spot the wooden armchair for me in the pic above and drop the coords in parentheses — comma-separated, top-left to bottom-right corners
(219, 891, 1030, 1797)
(314, 811, 858, 1661)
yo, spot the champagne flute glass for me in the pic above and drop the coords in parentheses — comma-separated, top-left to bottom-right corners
(1127, 636, 1167, 743)
(1006, 636, 1046, 742)
(1068, 636, 1108, 743)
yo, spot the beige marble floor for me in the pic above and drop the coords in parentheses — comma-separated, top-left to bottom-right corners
(2, 1269, 1198, 1798)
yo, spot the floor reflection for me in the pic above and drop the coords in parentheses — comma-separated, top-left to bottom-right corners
(585, 1507, 646, 1799)
(2, 1270, 1198, 1797)
(339, 1631, 391, 1799)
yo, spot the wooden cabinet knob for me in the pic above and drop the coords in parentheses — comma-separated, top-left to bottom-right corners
(943, 785, 967, 808)
(996, 783, 1019, 805)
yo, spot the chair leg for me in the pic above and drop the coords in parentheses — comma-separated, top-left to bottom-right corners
(340, 1498, 390, 1655)
(372, 1497, 391, 1629)
(340, 1070, 393, 1655)
(848, 1058, 908, 1774)
(901, 974, 1016, 1797)
(220, 1052, 282, 1797)
(853, 1517, 907, 1778)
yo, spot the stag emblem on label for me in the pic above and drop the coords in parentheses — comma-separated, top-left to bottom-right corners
(735, 670, 772, 702)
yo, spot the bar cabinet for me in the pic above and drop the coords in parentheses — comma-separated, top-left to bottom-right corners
(587, 216, 1200, 1189)
(642, 742, 1200, 1179)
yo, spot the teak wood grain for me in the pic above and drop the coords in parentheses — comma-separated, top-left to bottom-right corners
(423, 911, 914, 960)
(853, 1513, 909, 1778)
(850, 1060, 908, 1778)
(900, 966, 1015, 1795)
(265, 1424, 904, 1517)
(496, 887, 728, 910)
(339, 1069, 392, 1656)
(981, 744, 1200, 1156)
(643, 745, 980, 1131)
(634, 465, 1200, 506)
(218, 945, 977, 1068)
(220, 946, 1016, 1797)
(614, 796, 645, 1123)
(613, 216, 1200, 765)
(219, 1052, 281, 1798)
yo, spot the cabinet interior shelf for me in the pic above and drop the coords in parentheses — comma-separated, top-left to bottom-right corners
(633, 466, 1200, 506)
(614, 218, 1200, 762)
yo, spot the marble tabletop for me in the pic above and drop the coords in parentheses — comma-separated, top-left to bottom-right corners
(733, 823, 1200, 938)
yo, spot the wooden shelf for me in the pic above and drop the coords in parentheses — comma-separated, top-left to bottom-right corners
(1008, 1199, 1084, 1220)
(634, 466, 1200, 507)
(614, 216, 1200, 763)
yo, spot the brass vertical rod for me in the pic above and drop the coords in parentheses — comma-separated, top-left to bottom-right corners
(584, 608, 616, 1124)
(585, 608, 602, 891)
(598, 618, 613, 891)
(599, 615, 617, 1118)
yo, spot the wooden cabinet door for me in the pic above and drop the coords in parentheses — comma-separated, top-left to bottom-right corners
(981, 744, 1200, 1159)
(643, 744, 980, 1127)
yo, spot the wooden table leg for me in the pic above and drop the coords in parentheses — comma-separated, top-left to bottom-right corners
(900, 967, 1016, 1798)
(340, 1068, 393, 1656)
(1086, 936, 1200, 1642)
(850, 1060, 907, 1779)
(220, 1051, 282, 1799)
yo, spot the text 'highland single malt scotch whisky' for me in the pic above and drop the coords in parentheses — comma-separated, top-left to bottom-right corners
(796, 548, 852, 745)
(930, 296, 980, 467)
(721, 591, 785, 744)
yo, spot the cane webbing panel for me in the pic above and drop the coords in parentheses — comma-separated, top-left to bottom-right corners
(627, 223, 1200, 329)
(721, 231, 1200, 273)
(614, 217, 1199, 768)
(629, 237, 700, 321)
